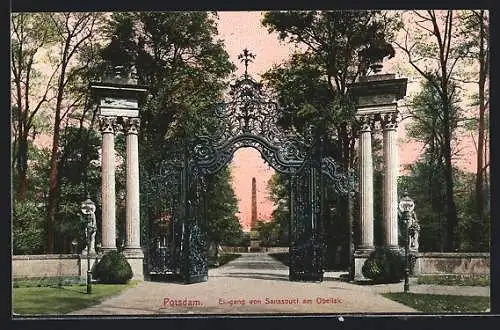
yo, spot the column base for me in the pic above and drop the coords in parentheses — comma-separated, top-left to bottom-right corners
(353, 248, 374, 280)
(385, 244, 400, 251)
(100, 247, 117, 254)
(123, 247, 145, 281)
(123, 247, 145, 258)
(354, 245, 375, 255)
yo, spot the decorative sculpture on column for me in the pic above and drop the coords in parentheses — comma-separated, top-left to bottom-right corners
(408, 210, 420, 252)
(82, 211, 97, 255)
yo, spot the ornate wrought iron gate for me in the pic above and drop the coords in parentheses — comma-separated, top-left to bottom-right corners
(146, 72, 352, 284)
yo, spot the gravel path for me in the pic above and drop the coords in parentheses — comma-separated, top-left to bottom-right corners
(69, 253, 419, 315)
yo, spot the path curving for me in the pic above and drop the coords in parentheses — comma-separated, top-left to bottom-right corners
(69, 253, 419, 315)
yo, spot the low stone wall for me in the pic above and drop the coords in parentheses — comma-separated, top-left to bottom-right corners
(415, 252, 490, 275)
(353, 251, 490, 280)
(219, 246, 289, 253)
(13, 254, 82, 279)
(13, 254, 144, 281)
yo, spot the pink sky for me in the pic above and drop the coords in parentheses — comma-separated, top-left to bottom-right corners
(218, 12, 289, 230)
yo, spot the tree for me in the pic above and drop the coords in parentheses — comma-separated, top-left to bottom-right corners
(11, 13, 57, 201)
(12, 143, 51, 254)
(457, 10, 490, 226)
(395, 10, 473, 251)
(54, 125, 102, 253)
(405, 78, 462, 251)
(202, 167, 243, 256)
(262, 10, 400, 267)
(255, 220, 280, 247)
(45, 13, 102, 253)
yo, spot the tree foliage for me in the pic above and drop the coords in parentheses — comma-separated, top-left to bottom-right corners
(255, 220, 281, 247)
(11, 13, 58, 201)
(395, 10, 475, 251)
(201, 167, 244, 247)
(262, 10, 400, 267)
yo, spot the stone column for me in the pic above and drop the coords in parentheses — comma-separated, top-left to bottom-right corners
(99, 116, 117, 252)
(382, 113, 399, 248)
(123, 117, 143, 257)
(357, 115, 374, 251)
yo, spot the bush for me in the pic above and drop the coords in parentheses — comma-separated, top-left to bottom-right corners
(13, 200, 45, 254)
(362, 247, 405, 283)
(93, 251, 133, 284)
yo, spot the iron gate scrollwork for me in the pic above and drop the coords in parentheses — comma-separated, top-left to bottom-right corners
(144, 157, 184, 278)
(147, 68, 354, 283)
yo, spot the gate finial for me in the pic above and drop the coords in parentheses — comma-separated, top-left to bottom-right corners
(237, 48, 256, 76)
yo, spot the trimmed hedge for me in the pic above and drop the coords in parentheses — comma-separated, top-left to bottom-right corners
(362, 247, 405, 283)
(93, 251, 133, 284)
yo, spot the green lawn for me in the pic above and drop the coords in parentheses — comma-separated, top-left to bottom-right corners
(417, 274, 489, 287)
(382, 292, 490, 313)
(12, 281, 138, 315)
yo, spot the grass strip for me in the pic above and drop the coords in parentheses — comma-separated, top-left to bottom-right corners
(382, 292, 490, 313)
(13, 281, 139, 315)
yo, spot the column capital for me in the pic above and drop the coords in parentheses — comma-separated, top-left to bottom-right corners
(381, 112, 399, 130)
(98, 116, 118, 134)
(123, 117, 141, 135)
(356, 114, 375, 133)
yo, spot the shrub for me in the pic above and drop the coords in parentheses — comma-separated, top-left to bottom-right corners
(12, 200, 45, 254)
(362, 247, 405, 283)
(93, 251, 133, 284)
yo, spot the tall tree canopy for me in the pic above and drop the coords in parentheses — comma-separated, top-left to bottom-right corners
(395, 10, 481, 251)
(261, 10, 400, 265)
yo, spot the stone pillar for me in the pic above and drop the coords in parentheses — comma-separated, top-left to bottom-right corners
(382, 113, 399, 248)
(99, 116, 117, 252)
(123, 117, 143, 257)
(357, 115, 374, 251)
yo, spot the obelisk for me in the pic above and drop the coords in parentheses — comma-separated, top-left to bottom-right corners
(251, 177, 257, 229)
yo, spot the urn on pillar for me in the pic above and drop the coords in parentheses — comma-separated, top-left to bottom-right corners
(347, 73, 408, 279)
(90, 66, 148, 119)
(90, 66, 148, 280)
(348, 74, 407, 117)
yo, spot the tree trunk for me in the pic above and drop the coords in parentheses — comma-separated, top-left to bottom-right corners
(17, 135, 29, 201)
(46, 58, 67, 253)
(475, 10, 486, 224)
(442, 96, 458, 251)
(46, 122, 61, 253)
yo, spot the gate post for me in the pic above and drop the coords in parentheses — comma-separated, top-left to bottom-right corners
(348, 73, 407, 280)
(90, 66, 148, 280)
